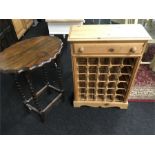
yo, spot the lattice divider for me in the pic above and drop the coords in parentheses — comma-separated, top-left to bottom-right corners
(76, 56, 136, 103)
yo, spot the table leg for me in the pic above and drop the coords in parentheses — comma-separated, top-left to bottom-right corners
(54, 55, 63, 90)
(14, 74, 27, 105)
(40, 111, 47, 122)
(54, 55, 64, 101)
(42, 65, 51, 94)
(25, 72, 41, 111)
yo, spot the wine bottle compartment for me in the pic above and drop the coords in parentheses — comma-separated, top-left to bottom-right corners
(98, 74, 108, 81)
(111, 58, 123, 65)
(79, 74, 86, 80)
(77, 58, 87, 65)
(89, 74, 97, 81)
(109, 74, 118, 81)
(110, 66, 120, 73)
(89, 66, 97, 73)
(76, 57, 136, 102)
(100, 58, 110, 65)
(88, 58, 98, 65)
(78, 66, 87, 73)
(99, 66, 109, 73)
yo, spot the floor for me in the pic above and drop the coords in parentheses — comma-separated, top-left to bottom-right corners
(0, 20, 155, 135)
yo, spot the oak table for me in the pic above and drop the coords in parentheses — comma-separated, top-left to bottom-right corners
(0, 36, 63, 121)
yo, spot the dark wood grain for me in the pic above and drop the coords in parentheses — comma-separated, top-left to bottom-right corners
(0, 36, 63, 73)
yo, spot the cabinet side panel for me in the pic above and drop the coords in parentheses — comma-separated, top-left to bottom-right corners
(70, 43, 79, 101)
(124, 42, 148, 102)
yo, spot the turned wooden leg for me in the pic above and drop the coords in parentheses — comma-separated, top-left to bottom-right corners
(54, 55, 63, 90)
(42, 65, 51, 94)
(25, 72, 41, 111)
(54, 55, 64, 101)
(14, 73, 32, 112)
(14, 74, 27, 104)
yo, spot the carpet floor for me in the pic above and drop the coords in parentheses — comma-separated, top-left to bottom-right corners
(0, 20, 155, 135)
(129, 65, 155, 102)
(142, 44, 155, 62)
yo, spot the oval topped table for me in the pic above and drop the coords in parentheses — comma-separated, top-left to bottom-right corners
(0, 36, 62, 73)
(0, 36, 64, 121)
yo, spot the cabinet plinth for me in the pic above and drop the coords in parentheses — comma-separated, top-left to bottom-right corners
(68, 24, 151, 109)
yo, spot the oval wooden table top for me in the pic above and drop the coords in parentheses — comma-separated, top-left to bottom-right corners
(0, 36, 63, 73)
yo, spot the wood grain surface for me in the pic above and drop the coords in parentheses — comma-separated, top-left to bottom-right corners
(68, 24, 152, 41)
(0, 36, 63, 73)
(68, 25, 150, 109)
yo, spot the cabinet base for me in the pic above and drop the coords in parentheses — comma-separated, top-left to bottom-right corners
(73, 101, 128, 109)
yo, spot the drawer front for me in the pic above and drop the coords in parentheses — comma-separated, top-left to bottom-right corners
(73, 42, 144, 55)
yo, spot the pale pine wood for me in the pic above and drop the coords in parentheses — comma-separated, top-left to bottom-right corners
(68, 24, 152, 41)
(124, 42, 148, 102)
(12, 19, 33, 39)
(124, 57, 141, 102)
(68, 25, 151, 109)
(12, 19, 26, 39)
(73, 42, 145, 55)
(72, 55, 79, 101)
(72, 54, 143, 57)
(74, 101, 128, 109)
(23, 19, 33, 29)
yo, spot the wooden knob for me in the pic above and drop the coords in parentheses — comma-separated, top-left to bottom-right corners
(130, 47, 137, 53)
(78, 47, 84, 53)
(109, 48, 114, 52)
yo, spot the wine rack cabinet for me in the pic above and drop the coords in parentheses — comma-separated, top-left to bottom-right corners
(68, 25, 151, 109)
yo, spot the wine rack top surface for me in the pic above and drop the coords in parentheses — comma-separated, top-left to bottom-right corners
(68, 24, 152, 41)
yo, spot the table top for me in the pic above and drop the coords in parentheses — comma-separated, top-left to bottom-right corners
(68, 24, 152, 41)
(0, 36, 63, 73)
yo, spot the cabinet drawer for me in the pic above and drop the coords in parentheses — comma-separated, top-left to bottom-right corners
(73, 42, 144, 55)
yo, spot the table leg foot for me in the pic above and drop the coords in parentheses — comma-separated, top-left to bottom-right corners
(40, 111, 47, 122)
(25, 72, 41, 112)
(24, 104, 31, 113)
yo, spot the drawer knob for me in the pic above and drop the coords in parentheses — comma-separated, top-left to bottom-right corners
(78, 47, 84, 53)
(130, 47, 137, 53)
(109, 48, 114, 52)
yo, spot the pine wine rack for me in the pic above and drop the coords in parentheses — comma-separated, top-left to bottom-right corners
(68, 24, 151, 109)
